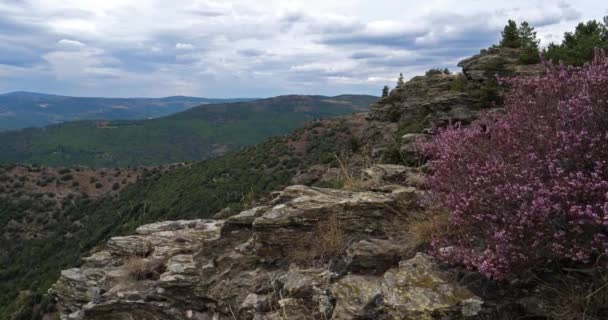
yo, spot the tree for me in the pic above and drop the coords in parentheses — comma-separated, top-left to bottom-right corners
(499, 20, 521, 48)
(381, 85, 389, 97)
(544, 17, 608, 66)
(397, 73, 405, 87)
(518, 21, 539, 48)
(517, 21, 540, 64)
(421, 51, 608, 279)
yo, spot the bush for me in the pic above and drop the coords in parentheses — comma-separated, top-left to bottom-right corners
(449, 73, 467, 91)
(421, 51, 608, 279)
(425, 68, 450, 76)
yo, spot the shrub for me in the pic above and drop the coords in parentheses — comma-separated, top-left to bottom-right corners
(425, 68, 449, 76)
(421, 51, 608, 279)
(449, 73, 467, 91)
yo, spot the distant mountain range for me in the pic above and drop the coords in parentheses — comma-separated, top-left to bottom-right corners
(0, 94, 377, 167)
(0, 91, 254, 130)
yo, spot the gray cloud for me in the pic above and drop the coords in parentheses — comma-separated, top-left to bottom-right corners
(0, 0, 603, 98)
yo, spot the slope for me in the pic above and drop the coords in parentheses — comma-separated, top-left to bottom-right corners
(2, 113, 396, 319)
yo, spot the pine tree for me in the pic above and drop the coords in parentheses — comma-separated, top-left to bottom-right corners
(500, 20, 521, 48)
(382, 85, 389, 97)
(544, 17, 608, 66)
(517, 21, 540, 64)
(397, 73, 405, 87)
(518, 21, 539, 49)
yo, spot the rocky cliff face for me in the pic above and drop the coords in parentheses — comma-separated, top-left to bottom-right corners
(50, 171, 486, 320)
(369, 47, 544, 130)
(368, 73, 479, 127)
(457, 47, 545, 82)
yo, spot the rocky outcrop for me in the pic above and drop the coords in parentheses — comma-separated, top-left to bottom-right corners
(369, 47, 545, 134)
(50, 184, 482, 320)
(331, 253, 482, 319)
(458, 47, 544, 82)
(369, 73, 479, 127)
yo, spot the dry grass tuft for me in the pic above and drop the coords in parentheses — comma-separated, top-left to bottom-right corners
(289, 214, 345, 265)
(314, 214, 345, 259)
(123, 256, 165, 281)
(545, 273, 608, 320)
(394, 206, 451, 252)
(124, 256, 151, 281)
(335, 155, 372, 191)
(405, 171, 426, 188)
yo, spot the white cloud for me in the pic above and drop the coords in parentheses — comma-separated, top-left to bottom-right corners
(175, 43, 195, 50)
(57, 39, 86, 47)
(0, 0, 604, 97)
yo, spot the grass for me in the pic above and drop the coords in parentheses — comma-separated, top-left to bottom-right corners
(289, 214, 345, 265)
(542, 267, 608, 320)
(122, 256, 166, 282)
(334, 155, 373, 191)
(402, 210, 450, 250)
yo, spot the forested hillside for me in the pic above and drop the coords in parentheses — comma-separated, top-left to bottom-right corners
(0, 95, 376, 167)
(0, 91, 252, 130)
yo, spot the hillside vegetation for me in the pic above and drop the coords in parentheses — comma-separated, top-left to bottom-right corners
(0, 91, 252, 130)
(1, 114, 394, 319)
(0, 95, 376, 167)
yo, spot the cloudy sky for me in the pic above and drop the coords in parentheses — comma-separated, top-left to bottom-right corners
(0, 0, 605, 98)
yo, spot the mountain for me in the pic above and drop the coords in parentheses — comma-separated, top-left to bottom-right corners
(0, 91, 254, 130)
(0, 95, 377, 167)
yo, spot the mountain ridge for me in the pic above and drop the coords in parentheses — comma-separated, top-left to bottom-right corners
(0, 92, 256, 130)
(0, 94, 378, 167)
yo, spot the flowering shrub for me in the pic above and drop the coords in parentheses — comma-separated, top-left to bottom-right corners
(421, 51, 608, 279)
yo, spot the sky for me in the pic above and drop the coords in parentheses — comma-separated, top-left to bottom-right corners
(0, 0, 606, 98)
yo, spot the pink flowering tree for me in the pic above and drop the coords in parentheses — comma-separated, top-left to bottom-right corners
(421, 51, 608, 279)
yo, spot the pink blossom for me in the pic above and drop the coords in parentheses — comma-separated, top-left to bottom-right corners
(421, 50, 608, 279)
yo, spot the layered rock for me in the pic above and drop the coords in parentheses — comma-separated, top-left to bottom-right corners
(369, 47, 545, 134)
(332, 253, 482, 319)
(458, 47, 544, 82)
(369, 73, 479, 127)
(50, 184, 482, 320)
